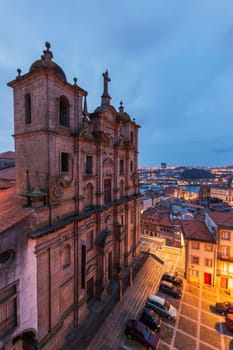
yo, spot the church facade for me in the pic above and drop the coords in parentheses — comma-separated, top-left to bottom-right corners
(1, 42, 141, 349)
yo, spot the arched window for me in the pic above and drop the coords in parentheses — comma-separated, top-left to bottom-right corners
(62, 244, 71, 269)
(120, 180, 124, 198)
(85, 183, 94, 209)
(59, 96, 70, 127)
(25, 93, 31, 124)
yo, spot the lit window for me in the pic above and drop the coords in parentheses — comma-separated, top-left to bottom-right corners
(190, 270, 199, 277)
(222, 231, 230, 240)
(205, 244, 213, 252)
(221, 246, 230, 258)
(205, 258, 213, 267)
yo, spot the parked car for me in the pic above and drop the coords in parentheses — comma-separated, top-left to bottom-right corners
(125, 319, 160, 350)
(145, 294, 177, 320)
(139, 307, 162, 332)
(215, 301, 233, 315)
(226, 314, 233, 331)
(161, 273, 183, 287)
(159, 280, 182, 299)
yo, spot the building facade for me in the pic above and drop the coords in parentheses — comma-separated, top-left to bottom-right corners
(0, 42, 141, 350)
(205, 210, 233, 291)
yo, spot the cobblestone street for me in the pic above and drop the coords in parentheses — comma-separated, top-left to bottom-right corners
(63, 238, 233, 350)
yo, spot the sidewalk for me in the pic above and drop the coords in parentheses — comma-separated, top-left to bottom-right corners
(61, 252, 150, 350)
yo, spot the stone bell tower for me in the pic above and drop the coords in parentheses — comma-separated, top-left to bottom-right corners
(8, 42, 87, 208)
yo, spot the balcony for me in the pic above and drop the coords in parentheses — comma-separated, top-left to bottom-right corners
(217, 252, 233, 262)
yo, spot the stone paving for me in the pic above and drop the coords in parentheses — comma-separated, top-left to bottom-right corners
(62, 239, 233, 349)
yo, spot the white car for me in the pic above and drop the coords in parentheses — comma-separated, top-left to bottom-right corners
(145, 294, 177, 320)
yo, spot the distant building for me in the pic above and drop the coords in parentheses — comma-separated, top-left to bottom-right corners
(209, 185, 233, 206)
(141, 206, 182, 247)
(161, 162, 167, 169)
(0, 42, 141, 350)
(0, 151, 15, 169)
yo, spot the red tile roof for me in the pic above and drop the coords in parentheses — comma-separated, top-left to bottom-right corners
(207, 210, 233, 226)
(0, 187, 33, 232)
(0, 166, 16, 180)
(142, 207, 172, 227)
(0, 151, 15, 160)
(181, 217, 215, 243)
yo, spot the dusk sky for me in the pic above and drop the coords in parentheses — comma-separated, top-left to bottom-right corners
(1, 0, 233, 167)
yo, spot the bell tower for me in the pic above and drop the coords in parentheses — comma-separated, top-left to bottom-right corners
(8, 42, 87, 207)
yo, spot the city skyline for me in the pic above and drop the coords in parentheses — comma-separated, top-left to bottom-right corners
(1, 1, 233, 167)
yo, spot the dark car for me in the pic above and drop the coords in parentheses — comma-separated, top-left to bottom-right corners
(226, 314, 233, 331)
(161, 273, 183, 287)
(125, 319, 160, 350)
(159, 281, 182, 299)
(139, 307, 162, 332)
(215, 301, 233, 315)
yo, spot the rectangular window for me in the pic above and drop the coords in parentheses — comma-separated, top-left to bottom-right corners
(81, 245, 86, 289)
(205, 244, 213, 252)
(221, 246, 230, 258)
(86, 156, 93, 175)
(130, 209, 134, 224)
(25, 94, 31, 124)
(61, 152, 69, 172)
(120, 160, 124, 175)
(191, 242, 200, 250)
(130, 160, 133, 172)
(87, 231, 94, 251)
(205, 258, 213, 267)
(191, 270, 199, 277)
(0, 284, 17, 338)
(104, 179, 111, 204)
(192, 256, 199, 264)
(222, 231, 230, 240)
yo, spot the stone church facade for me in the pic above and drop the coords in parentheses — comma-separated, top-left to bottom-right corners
(0, 42, 141, 349)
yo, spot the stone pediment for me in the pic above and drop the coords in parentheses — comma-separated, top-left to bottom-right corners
(103, 157, 113, 166)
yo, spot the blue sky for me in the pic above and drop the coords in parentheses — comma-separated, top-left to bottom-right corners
(1, 0, 233, 167)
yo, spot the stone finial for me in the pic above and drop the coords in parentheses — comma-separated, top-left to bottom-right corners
(119, 101, 124, 112)
(42, 41, 53, 61)
(73, 77, 78, 86)
(83, 96, 89, 118)
(16, 68, 21, 78)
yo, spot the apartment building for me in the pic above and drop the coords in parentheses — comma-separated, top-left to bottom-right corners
(181, 216, 216, 285)
(205, 210, 233, 290)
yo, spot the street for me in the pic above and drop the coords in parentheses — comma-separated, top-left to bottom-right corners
(84, 236, 233, 350)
